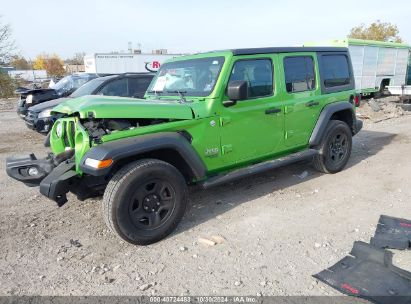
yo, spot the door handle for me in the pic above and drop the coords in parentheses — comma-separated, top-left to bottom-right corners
(265, 108, 281, 114)
(306, 100, 319, 107)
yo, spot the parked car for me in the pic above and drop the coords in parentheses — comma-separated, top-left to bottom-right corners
(16, 73, 100, 118)
(6, 46, 363, 245)
(25, 73, 154, 134)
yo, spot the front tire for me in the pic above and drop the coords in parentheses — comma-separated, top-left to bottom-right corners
(103, 159, 188, 245)
(313, 120, 352, 174)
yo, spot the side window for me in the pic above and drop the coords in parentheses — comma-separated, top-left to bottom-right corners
(322, 55, 350, 87)
(128, 77, 153, 98)
(229, 59, 273, 98)
(99, 78, 128, 97)
(284, 56, 316, 93)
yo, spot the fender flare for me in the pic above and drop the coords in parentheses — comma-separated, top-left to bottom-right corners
(80, 132, 206, 180)
(309, 101, 356, 147)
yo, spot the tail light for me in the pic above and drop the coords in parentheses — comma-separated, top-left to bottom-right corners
(354, 94, 361, 107)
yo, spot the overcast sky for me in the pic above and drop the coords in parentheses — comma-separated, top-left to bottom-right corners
(2, 0, 410, 59)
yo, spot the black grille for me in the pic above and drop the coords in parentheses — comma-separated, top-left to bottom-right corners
(63, 122, 70, 147)
(68, 121, 75, 146)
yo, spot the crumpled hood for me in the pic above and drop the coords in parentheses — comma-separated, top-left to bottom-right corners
(52, 95, 195, 120)
(15, 87, 56, 95)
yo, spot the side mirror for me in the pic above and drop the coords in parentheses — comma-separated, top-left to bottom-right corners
(224, 80, 248, 107)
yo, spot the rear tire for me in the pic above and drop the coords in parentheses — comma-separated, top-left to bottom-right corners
(102, 159, 188, 245)
(313, 120, 352, 174)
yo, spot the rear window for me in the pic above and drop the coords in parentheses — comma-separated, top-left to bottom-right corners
(284, 56, 315, 93)
(322, 55, 350, 87)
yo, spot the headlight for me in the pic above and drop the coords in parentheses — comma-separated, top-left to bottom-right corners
(26, 94, 33, 104)
(84, 158, 113, 169)
(38, 109, 52, 119)
(55, 122, 63, 138)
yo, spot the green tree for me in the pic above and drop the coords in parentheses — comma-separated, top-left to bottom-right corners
(349, 20, 403, 42)
(0, 73, 17, 98)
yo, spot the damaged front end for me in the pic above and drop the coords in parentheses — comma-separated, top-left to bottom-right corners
(7, 96, 198, 207)
(6, 150, 76, 206)
(6, 114, 99, 206)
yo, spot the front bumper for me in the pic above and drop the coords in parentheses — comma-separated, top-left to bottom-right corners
(39, 161, 77, 206)
(17, 105, 28, 118)
(6, 153, 77, 206)
(6, 154, 55, 187)
(17, 99, 26, 118)
(25, 112, 54, 133)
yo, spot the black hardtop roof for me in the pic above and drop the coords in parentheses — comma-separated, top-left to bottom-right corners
(231, 47, 348, 56)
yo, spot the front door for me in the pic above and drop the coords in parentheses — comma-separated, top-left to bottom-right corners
(218, 55, 284, 165)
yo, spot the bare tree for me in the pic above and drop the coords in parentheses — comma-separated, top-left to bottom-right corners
(10, 56, 32, 70)
(0, 17, 16, 64)
(65, 52, 86, 65)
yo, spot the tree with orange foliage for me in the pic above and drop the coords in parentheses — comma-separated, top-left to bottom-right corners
(44, 56, 65, 77)
(33, 53, 65, 77)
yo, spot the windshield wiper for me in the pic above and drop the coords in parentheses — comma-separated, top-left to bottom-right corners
(147, 90, 163, 95)
(166, 90, 188, 103)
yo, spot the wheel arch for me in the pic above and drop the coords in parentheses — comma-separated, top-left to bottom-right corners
(309, 101, 356, 147)
(80, 132, 207, 183)
(379, 78, 391, 91)
(110, 148, 199, 182)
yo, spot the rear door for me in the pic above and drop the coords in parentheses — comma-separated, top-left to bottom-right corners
(278, 53, 322, 148)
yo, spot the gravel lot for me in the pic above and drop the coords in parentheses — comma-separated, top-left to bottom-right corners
(1, 98, 411, 296)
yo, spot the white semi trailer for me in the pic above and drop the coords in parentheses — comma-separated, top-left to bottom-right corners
(84, 53, 182, 74)
(306, 38, 410, 95)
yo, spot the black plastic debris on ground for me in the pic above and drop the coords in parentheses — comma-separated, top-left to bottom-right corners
(313, 241, 411, 304)
(70, 239, 82, 248)
(370, 215, 411, 250)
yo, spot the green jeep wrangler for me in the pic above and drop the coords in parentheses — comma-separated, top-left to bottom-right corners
(6, 47, 362, 245)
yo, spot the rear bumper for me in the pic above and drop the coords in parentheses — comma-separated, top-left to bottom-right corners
(6, 153, 77, 206)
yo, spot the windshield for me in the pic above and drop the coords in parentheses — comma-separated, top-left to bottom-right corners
(70, 77, 108, 98)
(53, 74, 94, 94)
(147, 57, 225, 97)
